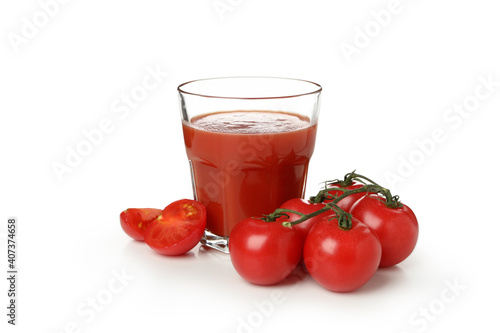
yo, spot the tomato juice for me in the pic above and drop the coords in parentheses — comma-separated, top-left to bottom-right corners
(182, 111, 317, 237)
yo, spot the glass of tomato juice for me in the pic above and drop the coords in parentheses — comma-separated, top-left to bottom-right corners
(178, 77, 321, 253)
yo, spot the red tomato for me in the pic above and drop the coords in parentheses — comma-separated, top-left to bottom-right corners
(304, 216, 381, 292)
(278, 198, 334, 240)
(324, 182, 370, 211)
(350, 194, 418, 268)
(120, 208, 162, 241)
(229, 218, 303, 285)
(144, 199, 206, 256)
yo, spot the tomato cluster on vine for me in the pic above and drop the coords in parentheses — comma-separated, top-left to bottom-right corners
(228, 171, 419, 292)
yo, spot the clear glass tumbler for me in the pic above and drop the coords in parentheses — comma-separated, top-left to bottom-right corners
(178, 77, 321, 252)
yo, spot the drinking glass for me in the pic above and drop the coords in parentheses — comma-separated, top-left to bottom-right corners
(178, 77, 321, 253)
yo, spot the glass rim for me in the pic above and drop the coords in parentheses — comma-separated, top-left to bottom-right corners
(177, 76, 322, 100)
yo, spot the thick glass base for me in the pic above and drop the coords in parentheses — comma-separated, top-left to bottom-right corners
(200, 230, 229, 253)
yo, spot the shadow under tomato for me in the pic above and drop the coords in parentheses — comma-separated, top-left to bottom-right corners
(265, 263, 311, 288)
(353, 265, 408, 294)
(149, 249, 197, 259)
(121, 237, 198, 265)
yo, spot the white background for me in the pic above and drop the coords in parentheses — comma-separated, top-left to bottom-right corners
(1, 0, 499, 332)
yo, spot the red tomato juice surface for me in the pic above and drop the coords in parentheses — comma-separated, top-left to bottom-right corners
(182, 111, 317, 237)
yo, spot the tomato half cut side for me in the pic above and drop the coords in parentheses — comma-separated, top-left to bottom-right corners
(144, 199, 206, 256)
(120, 208, 162, 241)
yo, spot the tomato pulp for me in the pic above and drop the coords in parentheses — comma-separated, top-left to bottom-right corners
(182, 111, 317, 237)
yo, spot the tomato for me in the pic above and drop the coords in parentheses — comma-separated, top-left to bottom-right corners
(304, 216, 381, 292)
(229, 218, 303, 285)
(350, 194, 418, 268)
(278, 198, 334, 240)
(144, 199, 206, 256)
(120, 208, 162, 241)
(324, 181, 369, 211)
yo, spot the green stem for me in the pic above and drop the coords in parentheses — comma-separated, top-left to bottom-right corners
(309, 186, 347, 204)
(330, 185, 377, 204)
(266, 206, 332, 226)
(262, 171, 403, 231)
(262, 202, 353, 230)
(331, 183, 402, 209)
(344, 171, 382, 187)
(317, 171, 403, 208)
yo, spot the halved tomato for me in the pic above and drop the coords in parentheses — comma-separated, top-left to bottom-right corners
(144, 199, 206, 256)
(120, 208, 162, 241)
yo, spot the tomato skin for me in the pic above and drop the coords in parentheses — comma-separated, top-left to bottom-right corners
(350, 194, 419, 268)
(229, 218, 303, 286)
(304, 217, 381, 292)
(120, 208, 162, 241)
(144, 199, 206, 256)
(324, 182, 368, 212)
(278, 198, 334, 240)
